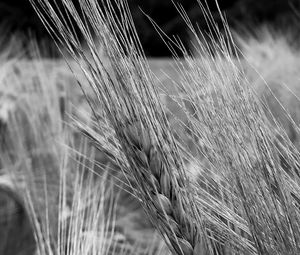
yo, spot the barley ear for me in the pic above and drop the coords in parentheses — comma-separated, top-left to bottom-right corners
(122, 120, 206, 255)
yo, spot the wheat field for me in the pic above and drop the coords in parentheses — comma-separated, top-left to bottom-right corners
(1, 0, 300, 255)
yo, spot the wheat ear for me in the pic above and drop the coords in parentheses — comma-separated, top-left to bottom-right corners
(29, 0, 209, 253)
(118, 119, 207, 255)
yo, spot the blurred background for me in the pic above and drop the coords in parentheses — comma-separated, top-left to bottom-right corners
(0, 0, 299, 57)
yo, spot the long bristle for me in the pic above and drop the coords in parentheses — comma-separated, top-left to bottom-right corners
(1, 0, 300, 254)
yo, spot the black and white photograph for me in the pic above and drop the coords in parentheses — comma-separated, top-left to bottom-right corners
(0, 0, 300, 254)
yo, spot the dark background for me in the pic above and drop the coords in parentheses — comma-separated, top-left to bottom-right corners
(0, 0, 299, 57)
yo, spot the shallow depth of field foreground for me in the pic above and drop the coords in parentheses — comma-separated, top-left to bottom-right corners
(1, 0, 300, 254)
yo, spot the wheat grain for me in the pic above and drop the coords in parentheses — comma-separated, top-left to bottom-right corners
(121, 120, 203, 255)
